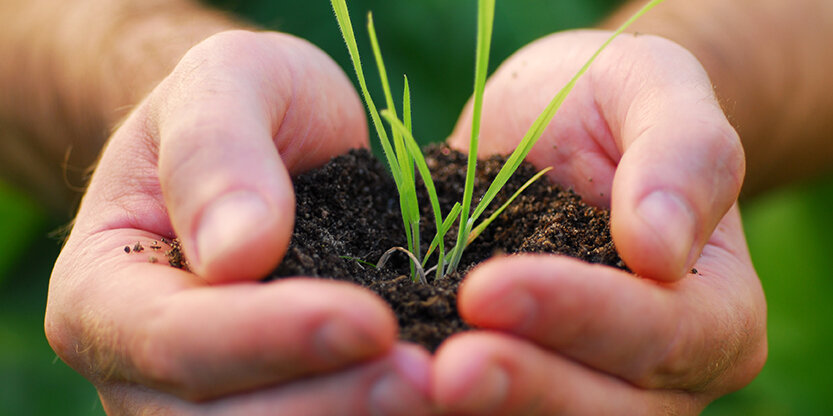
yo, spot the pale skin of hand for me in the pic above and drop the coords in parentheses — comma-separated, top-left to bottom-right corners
(436, 31, 767, 414)
(15, 0, 829, 414)
(44, 31, 433, 415)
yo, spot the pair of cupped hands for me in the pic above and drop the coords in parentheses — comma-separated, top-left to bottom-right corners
(46, 29, 766, 415)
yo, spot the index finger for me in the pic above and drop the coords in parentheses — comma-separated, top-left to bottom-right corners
(47, 229, 397, 401)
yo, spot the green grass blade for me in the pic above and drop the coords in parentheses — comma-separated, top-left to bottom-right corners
(367, 12, 413, 190)
(367, 13, 421, 263)
(448, 0, 496, 273)
(331, 0, 424, 274)
(468, 167, 552, 244)
(339, 255, 378, 269)
(381, 110, 444, 226)
(423, 202, 461, 267)
(329, 1, 400, 187)
(468, 0, 666, 227)
(401, 75, 420, 266)
(381, 110, 448, 280)
(367, 13, 399, 124)
(403, 75, 412, 133)
(396, 191, 414, 275)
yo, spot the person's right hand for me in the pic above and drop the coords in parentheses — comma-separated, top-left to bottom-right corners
(44, 30, 432, 415)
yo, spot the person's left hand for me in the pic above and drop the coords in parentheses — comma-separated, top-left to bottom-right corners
(44, 30, 433, 415)
(433, 30, 766, 414)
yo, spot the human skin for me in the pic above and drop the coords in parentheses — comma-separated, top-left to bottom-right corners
(5, 0, 830, 414)
(2, 2, 432, 411)
(603, 0, 833, 198)
(0, 0, 237, 214)
(441, 31, 764, 414)
(40, 22, 433, 416)
(434, 1, 833, 413)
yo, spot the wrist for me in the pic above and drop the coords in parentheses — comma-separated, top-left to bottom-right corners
(600, 0, 833, 195)
(0, 0, 246, 213)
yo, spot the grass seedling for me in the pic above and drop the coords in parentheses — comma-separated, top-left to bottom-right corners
(339, 255, 378, 270)
(445, 0, 495, 273)
(329, 0, 665, 281)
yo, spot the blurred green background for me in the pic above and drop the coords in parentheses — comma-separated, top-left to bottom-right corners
(2, 1, 832, 414)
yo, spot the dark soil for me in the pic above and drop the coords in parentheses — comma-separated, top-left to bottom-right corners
(270, 144, 627, 351)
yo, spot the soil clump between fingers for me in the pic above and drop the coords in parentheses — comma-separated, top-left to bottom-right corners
(270, 144, 627, 351)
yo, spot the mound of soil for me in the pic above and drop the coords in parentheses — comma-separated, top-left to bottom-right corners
(271, 145, 626, 351)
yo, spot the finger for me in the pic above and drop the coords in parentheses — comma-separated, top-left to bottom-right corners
(149, 31, 366, 282)
(458, 209, 766, 392)
(434, 332, 702, 415)
(597, 34, 745, 281)
(47, 230, 397, 401)
(100, 344, 433, 416)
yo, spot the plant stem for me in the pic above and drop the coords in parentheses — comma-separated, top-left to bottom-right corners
(448, 0, 495, 273)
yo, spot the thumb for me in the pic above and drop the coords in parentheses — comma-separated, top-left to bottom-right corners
(609, 36, 745, 282)
(152, 31, 366, 283)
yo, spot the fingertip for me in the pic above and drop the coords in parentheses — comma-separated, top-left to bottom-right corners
(190, 186, 294, 283)
(312, 287, 399, 363)
(311, 280, 401, 365)
(433, 334, 486, 410)
(613, 189, 697, 282)
(433, 333, 512, 415)
(389, 344, 434, 399)
(365, 344, 434, 416)
(610, 117, 743, 282)
(457, 258, 537, 330)
(157, 113, 298, 284)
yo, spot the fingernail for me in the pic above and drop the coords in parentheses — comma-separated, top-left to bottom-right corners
(314, 317, 379, 364)
(635, 191, 696, 274)
(194, 190, 270, 268)
(370, 347, 432, 416)
(457, 362, 509, 413)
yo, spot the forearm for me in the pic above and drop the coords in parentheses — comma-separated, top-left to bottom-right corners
(603, 0, 833, 197)
(0, 0, 243, 214)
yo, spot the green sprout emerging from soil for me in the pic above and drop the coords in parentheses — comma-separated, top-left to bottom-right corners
(330, 0, 664, 283)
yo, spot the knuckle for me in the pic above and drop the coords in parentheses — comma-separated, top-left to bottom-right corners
(183, 30, 264, 68)
(44, 297, 71, 362)
(131, 326, 177, 385)
(623, 321, 686, 390)
(160, 31, 273, 107)
(702, 121, 745, 201)
(629, 33, 702, 71)
(641, 293, 765, 393)
(175, 30, 311, 83)
(722, 297, 768, 391)
(717, 125, 746, 192)
(644, 318, 694, 388)
(45, 258, 125, 383)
